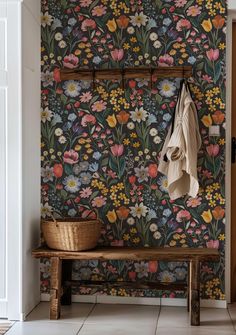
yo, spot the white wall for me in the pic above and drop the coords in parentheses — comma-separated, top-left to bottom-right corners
(229, 1, 236, 10)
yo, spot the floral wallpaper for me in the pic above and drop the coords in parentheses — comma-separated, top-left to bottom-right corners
(41, 0, 227, 300)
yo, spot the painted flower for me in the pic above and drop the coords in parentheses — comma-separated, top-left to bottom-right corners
(63, 150, 79, 164)
(63, 54, 79, 69)
(41, 12, 53, 27)
(201, 19, 212, 32)
(175, 0, 187, 7)
(212, 206, 225, 220)
(80, 172, 92, 185)
(81, 114, 96, 127)
(157, 54, 174, 67)
(53, 163, 63, 178)
(157, 176, 168, 192)
(92, 196, 106, 208)
(206, 49, 219, 61)
(158, 270, 176, 283)
(176, 19, 191, 31)
(117, 111, 129, 124)
(150, 223, 158, 232)
(176, 210, 191, 222)
(130, 12, 148, 28)
(80, 0, 92, 7)
(79, 187, 92, 198)
(116, 206, 130, 220)
(148, 261, 158, 273)
(92, 100, 107, 112)
(212, 15, 225, 29)
(92, 5, 106, 17)
(148, 164, 158, 178)
(63, 80, 81, 97)
(106, 114, 117, 128)
(63, 175, 81, 193)
(212, 111, 225, 124)
(111, 49, 124, 61)
(158, 80, 176, 97)
(106, 210, 117, 223)
(41, 166, 54, 183)
(206, 144, 219, 157)
(154, 231, 161, 240)
(201, 210, 212, 223)
(134, 166, 149, 183)
(81, 18, 96, 31)
(41, 70, 54, 87)
(130, 203, 148, 219)
(80, 91, 92, 103)
(111, 144, 124, 157)
(206, 240, 219, 249)
(130, 107, 148, 123)
(41, 107, 54, 123)
(41, 202, 53, 218)
(106, 19, 117, 32)
(186, 197, 202, 208)
(187, 5, 201, 17)
(116, 15, 129, 29)
(202, 114, 212, 127)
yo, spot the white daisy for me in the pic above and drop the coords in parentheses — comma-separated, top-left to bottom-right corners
(153, 40, 162, 49)
(59, 136, 67, 144)
(130, 107, 148, 123)
(41, 202, 53, 218)
(55, 32, 63, 41)
(127, 121, 135, 130)
(41, 107, 54, 123)
(63, 175, 81, 193)
(130, 12, 148, 28)
(130, 203, 148, 219)
(158, 79, 176, 98)
(150, 128, 158, 136)
(127, 217, 135, 225)
(58, 40, 67, 48)
(55, 128, 63, 136)
(150, 223, 158, 232)
(41, 12, 53, 27)
(150, 32, 158, 41)
(63, 80, 81, 97)
(153, 135, 161, 144)
(127, 26, 135, 34)
(153, 231, 161, 240)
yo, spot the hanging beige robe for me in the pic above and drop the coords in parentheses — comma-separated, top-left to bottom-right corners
(158, 82, 202, 200)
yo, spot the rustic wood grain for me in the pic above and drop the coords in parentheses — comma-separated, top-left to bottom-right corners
(189, 260, 200, 326)
(32, 246, 219, 262)
(50, 257, 62, 320)
(59, 66, 193, 82)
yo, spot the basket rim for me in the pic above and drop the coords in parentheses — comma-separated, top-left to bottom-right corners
(41, 218, 101, 224)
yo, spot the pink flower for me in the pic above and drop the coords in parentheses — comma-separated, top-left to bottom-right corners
(63, 54, 79, 69)
(176, 19, 191, 31)
(111, 144, 124, 157)
(111, 49, 124, 61)
(79, 187, 92, 198)
(202, 74, 213, 83)
(111, 240, 124, 247)
(157, 54, 174, 67)
(81, 114, 96, 127)
(80, 91, 92, 103)
(206, 49, 219, 61)
(206, 144, 219, 157)
(186, 197, 202, 208)
(91, 196, 106, 208)
(92, 100, 107, 112)
(81, 18, 96, 31)
(63, 150, 79, 164)
(92, 5, 106, 16)
(206, 240, 219, 249)
(175, 0, 187, 8)
(176, 210, 191, 222)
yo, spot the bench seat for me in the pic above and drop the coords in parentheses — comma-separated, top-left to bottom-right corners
(32, 246, 220, 326)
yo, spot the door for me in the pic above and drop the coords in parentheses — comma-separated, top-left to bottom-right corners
(231, 22, 236, 302)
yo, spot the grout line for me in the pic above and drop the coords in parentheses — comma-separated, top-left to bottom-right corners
(76, 302, 97, 334)
(154, 303, 162, 334)
(227, 306, 236, 333)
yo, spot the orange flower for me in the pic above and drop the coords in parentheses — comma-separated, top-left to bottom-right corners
(148, 163, 158, 178)
(53, 163, 63, 178)
(148, 261, 158, 273)
(212, 15, 225, 29)
(116, 111, 130, 124)
(116, 206, 130, 220)
(116, 15, 129, 29)
(212, 110, 225, 124)
(212, 206, 225, 220)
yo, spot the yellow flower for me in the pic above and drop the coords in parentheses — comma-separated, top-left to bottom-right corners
(201, 210, 212, 223)
(106, 19, 117, 32)
(106, 210, 117, 223)
(218, 234, 225, 241)
(201, 19, 212, 32)
(106, 114, 117, 128)
(201, 114, 212, 127)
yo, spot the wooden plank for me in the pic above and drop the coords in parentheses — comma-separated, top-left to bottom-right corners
(189, 260, 200, 326)
(64, 279, 187, 292)
(61, 260, 72, 306)
(59, 66, 192, 82)
(50, 257, 62, 320)
(32, 246, 219, 262)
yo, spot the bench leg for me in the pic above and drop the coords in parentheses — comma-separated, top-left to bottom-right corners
(187, 262, 190, 312)
(61, 260, 72, 305)
(50, 257, 62, 320)
(189, 260, 200, 326)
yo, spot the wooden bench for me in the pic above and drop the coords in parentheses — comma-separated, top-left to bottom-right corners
(32, 246, 219, 326)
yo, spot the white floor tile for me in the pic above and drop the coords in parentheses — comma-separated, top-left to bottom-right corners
(26, 302, 94, 323)
(79, 323, 156, 335)
(157, 307, 234, 331)
(155, 328, 236, 335)
(6, 322, 82, 335)
(85, 304, 159, 326)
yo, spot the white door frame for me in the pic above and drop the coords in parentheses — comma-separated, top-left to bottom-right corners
(225, 8, 236, 303)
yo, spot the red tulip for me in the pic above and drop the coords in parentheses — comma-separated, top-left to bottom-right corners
(53, 68, 61, 83)
(206, 144, 219, 157)
(111, 144, 124, 157)
(111, 49, 124, 61)
(206, 49, 219, 61)
(206, 240, 219, 249)
(148, 261, 158, 273)
(148, 163, 158, 178)
(53, 163, 63, 178)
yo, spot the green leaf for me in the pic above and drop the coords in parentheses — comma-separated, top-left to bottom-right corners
(64, 164, 73, 175)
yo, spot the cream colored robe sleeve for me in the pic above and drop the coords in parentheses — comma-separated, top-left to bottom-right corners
(158, 82, 202, 200)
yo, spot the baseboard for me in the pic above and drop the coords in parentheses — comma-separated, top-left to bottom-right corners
(40, 293, 227, 308)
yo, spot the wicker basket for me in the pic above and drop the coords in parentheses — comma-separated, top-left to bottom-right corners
(41, 218, 101, 251)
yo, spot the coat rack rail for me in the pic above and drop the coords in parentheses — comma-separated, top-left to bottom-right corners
(58, 66, 192, 82)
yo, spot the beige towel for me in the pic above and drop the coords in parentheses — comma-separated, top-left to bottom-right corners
(159, 82, 202, 200)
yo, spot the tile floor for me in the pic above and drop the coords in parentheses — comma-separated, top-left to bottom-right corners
(2, 302, 236, 335)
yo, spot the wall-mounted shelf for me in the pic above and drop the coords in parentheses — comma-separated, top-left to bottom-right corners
(58, 66, 193, 82)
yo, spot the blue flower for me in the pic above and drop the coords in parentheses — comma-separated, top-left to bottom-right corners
(52, 114, 62, 126)
(93, 152, 102, 160)
(146, 209, 157, 221)
(175, 267, 187, 281)
(63, 175, 81, 193)
(93, 56, 102, 64)
(68, 113, 77, 122)
(163, 208, 172, 217)
(68, 18, 76, 26)
(51, 18, 62, 30)
(163, 113, 171, 122)
(147, 114, 157, 125)
(68, 208, 77, 217)
(80, 172, 92, 185)
(63, 121, 72, 131)
(79, 161, 89, 171)
(89, 162, 99, 172)
(188, 56, 197, 64)
(146, 18, 157, 29)
(163, 18, 171, 26)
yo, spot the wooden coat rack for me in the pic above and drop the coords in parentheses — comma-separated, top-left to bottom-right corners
(57, 66, 192, 85)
